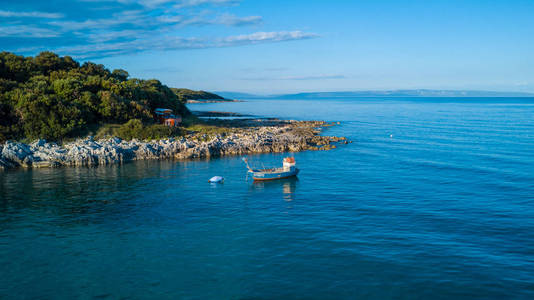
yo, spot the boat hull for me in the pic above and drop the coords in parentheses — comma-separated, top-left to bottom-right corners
(251, 168, 299, 181)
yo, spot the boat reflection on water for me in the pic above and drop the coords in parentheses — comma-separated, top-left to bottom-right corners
(251, 177, 298, 201)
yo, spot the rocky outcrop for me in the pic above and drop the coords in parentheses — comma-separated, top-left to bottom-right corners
(1, 141, 34, 168)
(0, 120, 347, 171)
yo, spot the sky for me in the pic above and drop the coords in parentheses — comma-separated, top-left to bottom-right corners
(2, 0, 534, 94)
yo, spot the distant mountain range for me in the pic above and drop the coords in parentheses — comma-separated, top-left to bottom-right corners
(216, 89, 534, 100)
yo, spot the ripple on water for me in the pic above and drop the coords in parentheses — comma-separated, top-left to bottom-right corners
(1, 98, 534, 299)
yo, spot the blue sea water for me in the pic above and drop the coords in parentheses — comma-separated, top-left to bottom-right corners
(1, 97, 534, 299)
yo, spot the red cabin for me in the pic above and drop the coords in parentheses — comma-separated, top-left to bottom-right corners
(154, 108, 182, 127)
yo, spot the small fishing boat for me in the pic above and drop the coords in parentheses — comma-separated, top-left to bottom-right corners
(243, 157, 300, 181)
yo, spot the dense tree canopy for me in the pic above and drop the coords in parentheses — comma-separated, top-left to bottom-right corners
(0, 51, 190, 141)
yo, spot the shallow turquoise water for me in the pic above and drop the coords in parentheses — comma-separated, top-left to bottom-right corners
(1, 98, 534, 299)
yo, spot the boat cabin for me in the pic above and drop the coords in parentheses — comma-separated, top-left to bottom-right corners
(154, 108, 182, 127)
(243, 157, 299, 181)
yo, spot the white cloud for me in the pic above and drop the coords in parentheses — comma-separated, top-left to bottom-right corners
(48, 11, 259, 31)
(216, 14, 262, 26)
(222, 31, 319, 44)
(0, 10, 64, 19)
(87, 29, 144, 42)
(167, 14, 262, 27)
(49, 10, 148, 31)
(78, 0, 239, 8)
(0, 25, 60, 38)
(48, 30, 318, 58)
(137, 0, 175, 8)
(157, 15, 185, 24)
(174, 0, 239, 9)
(6, 0, 318, 59)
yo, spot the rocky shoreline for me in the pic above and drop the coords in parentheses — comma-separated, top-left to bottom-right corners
(0, 119, 347, 171)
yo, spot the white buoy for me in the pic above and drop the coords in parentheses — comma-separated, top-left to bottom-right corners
(208, 176, 224, 183)
(390, 134, 393, 138)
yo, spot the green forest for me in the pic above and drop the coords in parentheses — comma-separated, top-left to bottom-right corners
(0, 51, 205, 142)
(171, 88, 225, 102)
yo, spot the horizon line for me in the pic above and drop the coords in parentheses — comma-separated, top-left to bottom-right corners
(211, 89, 534, 97)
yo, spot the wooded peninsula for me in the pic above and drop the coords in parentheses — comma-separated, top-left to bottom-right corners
(0, 52, 345, 171)
(0, 51, 230, 142)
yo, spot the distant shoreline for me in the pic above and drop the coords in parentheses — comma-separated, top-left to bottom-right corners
(186, 99, 243, 103)
(216, 89, 534, 100)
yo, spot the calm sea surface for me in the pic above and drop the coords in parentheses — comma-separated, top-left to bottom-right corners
(1, 97, 534, 299)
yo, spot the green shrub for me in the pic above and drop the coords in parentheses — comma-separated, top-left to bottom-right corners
(117, 119, 144, 140)
(116, 119, 180, 140)
(143, 124, 176, 140)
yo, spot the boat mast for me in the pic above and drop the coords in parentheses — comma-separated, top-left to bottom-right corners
(242, 157, 253, 171)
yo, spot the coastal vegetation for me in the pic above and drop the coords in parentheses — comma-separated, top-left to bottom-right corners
(170, 88, 225, 102)
(0, 51, 195, 142)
